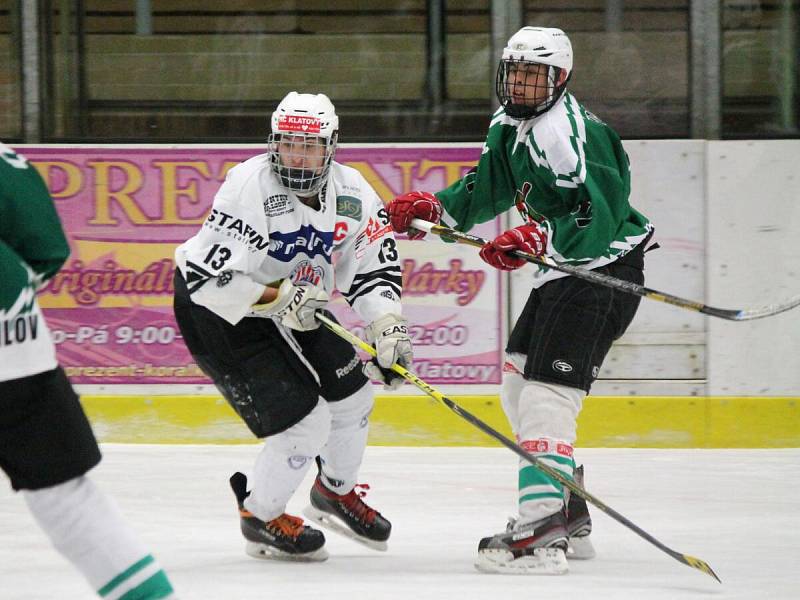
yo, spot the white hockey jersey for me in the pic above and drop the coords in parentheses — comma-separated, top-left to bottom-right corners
(175, 153, 402, 326)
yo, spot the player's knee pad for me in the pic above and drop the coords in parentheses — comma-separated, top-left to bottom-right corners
(247, 401, 331, 520)
(517, 380, 585, 444)
(500, 353, 527, 432)
(328, 381, 374, 429)
(318, 383, 374, 493)
(268, 399, 331, 459)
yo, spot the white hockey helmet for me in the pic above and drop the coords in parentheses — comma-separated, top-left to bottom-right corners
(495, 27, 573, 119)
(268, 91, 339, 196)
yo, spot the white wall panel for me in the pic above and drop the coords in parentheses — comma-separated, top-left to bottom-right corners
(624, 140, 707, 337)
(599, 333, 705, 380)
(706, 141, 800, 395)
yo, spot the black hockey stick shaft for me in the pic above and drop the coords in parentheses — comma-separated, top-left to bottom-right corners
(410, 218, 800, 321)
(316, 312, 720, 582)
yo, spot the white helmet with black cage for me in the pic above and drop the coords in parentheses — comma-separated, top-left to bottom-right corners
(495, 27, 573, 120)
(268, 91, 339, 197)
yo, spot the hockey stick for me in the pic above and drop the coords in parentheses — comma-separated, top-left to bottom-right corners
(315, 312, 721, 582)
(410, 218, 800, 321)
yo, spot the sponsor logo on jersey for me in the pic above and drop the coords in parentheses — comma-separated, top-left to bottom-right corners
(364, 217, 392, 242)
(268, 225, 334, 262)
(290, 260, 324, 286)
(204, 209, 269, 251)
(354, 218, 392, 258)
(552, 359, 573, 373)
(278, 115, 321, 133)
(263, 193, 294, 217)
(334, 221, 348, 242)
(336, 195, 362, 220)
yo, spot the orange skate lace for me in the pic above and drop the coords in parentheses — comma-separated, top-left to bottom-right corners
(267, 513, 305, 539)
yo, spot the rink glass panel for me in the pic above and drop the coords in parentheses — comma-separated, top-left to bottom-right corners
(24, 1, 800, 142)
(722, 1, 799, 138)
(0, 0, 21, 140)
(38, 1, 693, 141)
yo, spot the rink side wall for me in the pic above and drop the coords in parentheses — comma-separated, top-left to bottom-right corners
(16, 141, 800, 448)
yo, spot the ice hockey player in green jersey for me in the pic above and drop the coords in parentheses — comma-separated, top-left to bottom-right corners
(0, 142, 177, 598)
(388, 27, 654, 575)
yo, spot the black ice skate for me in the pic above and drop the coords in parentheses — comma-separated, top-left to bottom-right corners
(565, 464, 596, 560)
(229, 472, 327, 562)
(303, 475, 391, 551)
(475, 512, 569, 575)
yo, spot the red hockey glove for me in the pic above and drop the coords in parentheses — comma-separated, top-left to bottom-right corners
(479, 223, 547, 271)
(387, 191, 442, 240)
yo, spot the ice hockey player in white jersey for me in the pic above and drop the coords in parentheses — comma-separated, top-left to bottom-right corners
(173, 92, 413, 561)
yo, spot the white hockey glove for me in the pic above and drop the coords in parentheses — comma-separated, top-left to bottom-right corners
(363, 313, 413, 391)
(248, 279, 329, 331)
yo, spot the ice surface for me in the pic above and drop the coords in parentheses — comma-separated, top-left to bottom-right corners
(2, 445, 798, 599)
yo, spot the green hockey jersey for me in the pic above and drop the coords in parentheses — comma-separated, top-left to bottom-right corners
(436, 93, 652, 288)
(0, 142, 69, 381)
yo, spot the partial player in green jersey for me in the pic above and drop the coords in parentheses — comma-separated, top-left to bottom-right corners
(0, 143, 177, 599)
(0, 144, 70, 379)
(388, 27, 654, 575)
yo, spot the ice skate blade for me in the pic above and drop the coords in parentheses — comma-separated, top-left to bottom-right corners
(245, 541, 328, 562)
(474, 547, 568, 575)
(567, 535, 595, 560)
(303, 504, 388, 552)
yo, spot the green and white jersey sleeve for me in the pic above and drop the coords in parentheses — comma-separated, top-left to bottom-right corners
(0, 143, 69, 380)
(435, 93, 652, 287)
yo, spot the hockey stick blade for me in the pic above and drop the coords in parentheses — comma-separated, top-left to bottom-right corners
(410, 218, 800, 321)
(315, 312, 721, 583)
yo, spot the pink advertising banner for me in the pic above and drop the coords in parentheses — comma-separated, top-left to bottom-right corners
(16, 145, 502, 386)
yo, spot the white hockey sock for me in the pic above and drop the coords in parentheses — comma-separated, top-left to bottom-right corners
(318, 383, 374, 494)
(23, 476, 175, 599)
(500, 353, 527, 435)
(245, 399, 330, 521)
(514, 380, 585, 525)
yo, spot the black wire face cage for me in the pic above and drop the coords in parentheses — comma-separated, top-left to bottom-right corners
(268, 131, 338, 196)
(495, 58, 570, 120)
